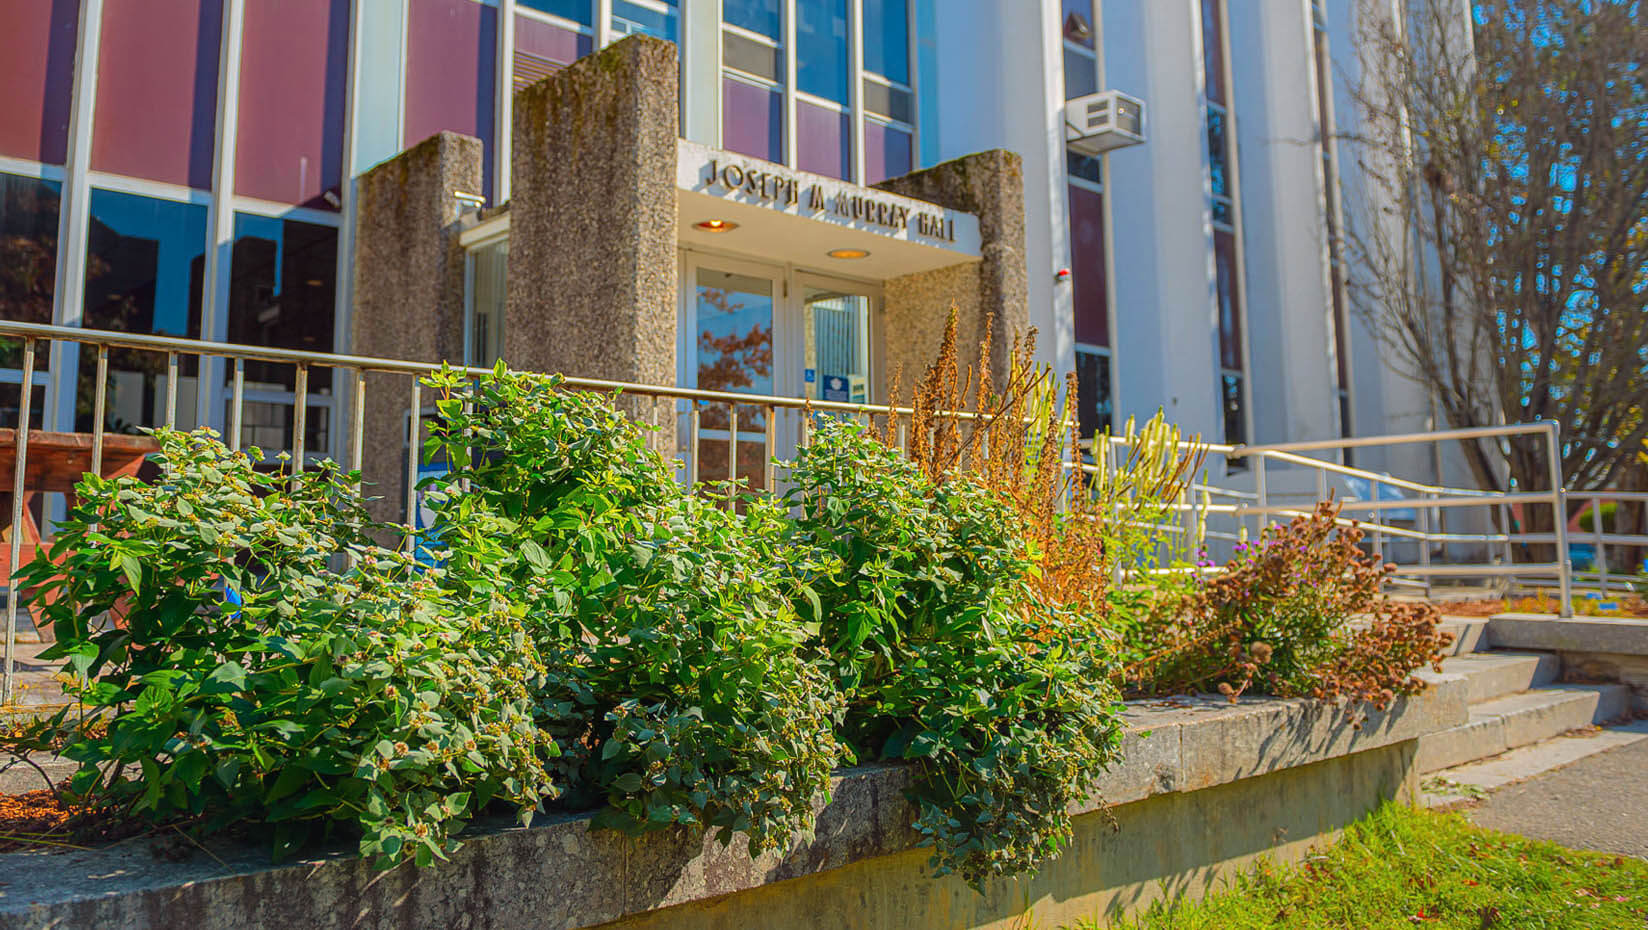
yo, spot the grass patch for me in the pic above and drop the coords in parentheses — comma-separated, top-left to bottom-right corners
(1066, 803, 1647, 929)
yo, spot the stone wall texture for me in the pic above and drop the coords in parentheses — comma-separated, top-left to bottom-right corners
(507, 34, 679, 444)
(877, 150, 1027, 391)
(351, 131, 483, 521)
(0, 683, 1466, 930)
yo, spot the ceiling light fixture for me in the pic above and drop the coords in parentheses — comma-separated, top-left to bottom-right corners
(694, 219, 738, 232)
(827, 248, 870, 259)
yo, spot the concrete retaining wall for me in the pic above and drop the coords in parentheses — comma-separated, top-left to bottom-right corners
(1489, 613, 1648, 714)
(0, 684, 1467, 930)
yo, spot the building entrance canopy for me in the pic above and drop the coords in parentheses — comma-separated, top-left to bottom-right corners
(676, 141, 982, 280)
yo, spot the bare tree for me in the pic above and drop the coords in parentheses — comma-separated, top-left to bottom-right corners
(1339, 0, 1648, 520)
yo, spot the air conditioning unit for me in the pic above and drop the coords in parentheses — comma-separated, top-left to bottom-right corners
(1064, 90, 1147, 155)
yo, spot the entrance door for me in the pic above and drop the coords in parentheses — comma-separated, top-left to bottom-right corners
(680, 254, 878, 488)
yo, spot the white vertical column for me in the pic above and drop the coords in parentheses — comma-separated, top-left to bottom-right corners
(848, 0, 864, 183)
(495, 0, 515, 204)
(333, 0, 370, 462)
(46, 0, 105, 434)
(596, 0, 614, 46)
(782, 0, 797, 167)
(199, 0, 246, 433)
(681, 0, 722, 144)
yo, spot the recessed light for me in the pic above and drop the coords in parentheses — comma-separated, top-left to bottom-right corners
(694, 219, 738, 232)
(827, 248, 870, 259)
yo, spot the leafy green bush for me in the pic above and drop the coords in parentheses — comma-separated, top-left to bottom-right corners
(423, 365, 843, 856)
(786, 419, 1125, 887)
(14, 429, 558, 866)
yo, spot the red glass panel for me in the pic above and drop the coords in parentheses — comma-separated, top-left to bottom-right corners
(796, 101, 849, 180)
(236, 0, 349, 208)
(406, 0, 498, 200)
(92, 0, 221, 189)
(722, 77, 782, 164)
(0, 0, 79, 165)
(863, 120, 911, 185)
(1069, 184, 1109, 348)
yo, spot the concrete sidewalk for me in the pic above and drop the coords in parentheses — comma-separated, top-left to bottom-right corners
(1467, 737, 1648, 858)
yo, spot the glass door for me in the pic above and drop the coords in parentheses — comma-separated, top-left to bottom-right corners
(683, 256, 783, 488)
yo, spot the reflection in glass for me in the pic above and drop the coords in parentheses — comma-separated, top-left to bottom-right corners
(1062, 0, 1095, 48)
(724, 0, 780, 39)
(796, 0, 848, 102)
(466, 240, 508, 368)
(803, 288, 869, 406)
(1075, 349, 1112, 438)
(1064, 47, 1098, 98)
(519, 0, 592, 25)
(227, 213, 338, 453)
(1222, 372, 1246, 447)
(862, 0, 909, 83)
(1206, 106, 1230, 201)
(694, 268, 774, 489)
(0, 175, 62, 370)
(82, 189, 208, 432)
(611, 0, 677, 41)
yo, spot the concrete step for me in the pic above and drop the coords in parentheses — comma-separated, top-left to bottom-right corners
(1416, 683, 1632, 773)
(1436, 651, 1560, 704)
(1422, 719, 1648, 808)
(1437, 618, 1491, 655)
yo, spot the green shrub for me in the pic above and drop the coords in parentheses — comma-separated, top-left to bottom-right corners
(786, 419, 1125, 887)
(424, 365, 843, 856)
(14, 429, 558, 867)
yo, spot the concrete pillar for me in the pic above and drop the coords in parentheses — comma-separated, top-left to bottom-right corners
(506, 35, 679, 391)
(351, 130, 483, 521)
(875, 149, 1027, 393)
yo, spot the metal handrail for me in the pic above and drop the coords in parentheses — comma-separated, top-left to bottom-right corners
(1, 319, 1637, 703)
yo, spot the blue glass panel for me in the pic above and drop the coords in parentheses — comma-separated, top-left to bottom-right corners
(723, 0, 780, 39)
(611, 0, 676, 41)
(228, 212, 337, 392)
(1065, 47, 1097, 99)
(863, 0, 908, 83)
(796, 0, 847, 103)
(520, 0, 591, 26)
(1206, 106, 1230, 198)
(353, 0, 405, 174)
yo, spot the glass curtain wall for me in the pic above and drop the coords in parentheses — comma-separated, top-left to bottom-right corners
(722, 0, 917, 183)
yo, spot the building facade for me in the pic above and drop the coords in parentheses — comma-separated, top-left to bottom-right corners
(0, 0, 1440, 482)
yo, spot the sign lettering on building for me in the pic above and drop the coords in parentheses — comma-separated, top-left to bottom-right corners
(704, 159, 957, 243)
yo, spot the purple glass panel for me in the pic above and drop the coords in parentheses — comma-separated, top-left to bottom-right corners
(406, 0, 498, 200)
(517, 13, 588, 63)
(862, 120, 910, 185)
(236, 0, 348, 208)
(1202, 0, 1226, 105)
(1215, 228, 1243, 371)
(91, 0, 220, 189)
(721, 77, 782, 164)
(1068, 184, 1109, 348)
(0, 0, 78, 165)
(796, 101, 849, 180)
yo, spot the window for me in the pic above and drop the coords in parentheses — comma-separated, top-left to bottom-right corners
(723, 1, 786, 165)
(515, 13, 593, 94)
(0, 1, 79, 165)
(405, 0, 498, 202)
(797, 100, 850, 180)
(1062, 0, 1098, 100)
(1202, 0, 1246, 449)
(91, 0, 221, 191)
(863, 120, 912, 185)
(235, 0, 350, 209)
(520, 0, 592, 25)
(226, 213, 338, 454)
(0, 173, 60, 424)
(466, 239, 508, 369)
(81, 189, 208, 432)
(796, 0, 848, 104)
(862, 0, 909, 84)
(1312, 0, 1354, 446)
(611, 0, 678, 41)
(1075, 348, 1113, 438)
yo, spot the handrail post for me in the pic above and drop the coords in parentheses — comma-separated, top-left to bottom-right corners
(1418, 490, 1433, 598)
(1546, 422, 1572, 618)
(1592, 493, 1609, 594)
(4, 340, 36, 705)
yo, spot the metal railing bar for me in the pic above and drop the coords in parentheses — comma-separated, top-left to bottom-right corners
(292, 365, 308, 483)
(403, 381, 421, 553)
(1230, 422, 1558, 456)
(90, 345, 108, 477)
(164, 352, 179, 429)
(229, 358, 245, 452)
(3, 339, 37, 704)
